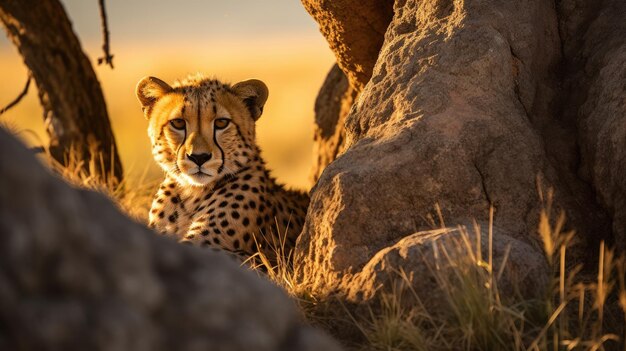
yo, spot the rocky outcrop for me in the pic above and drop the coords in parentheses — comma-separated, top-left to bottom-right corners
(298, 0, 619, 300)
(0, 129, 341, 351)
(310, 64, 357, 183)
(559, 0, 626, 251)
(301, 0, 394, 90)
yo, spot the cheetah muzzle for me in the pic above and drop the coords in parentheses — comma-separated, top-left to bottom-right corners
(136, 74, 309, 264)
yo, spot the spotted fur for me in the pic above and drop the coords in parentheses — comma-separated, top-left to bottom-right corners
(136, 74, 309, 262)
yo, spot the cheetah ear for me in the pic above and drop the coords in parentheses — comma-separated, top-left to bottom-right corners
(232, 79, 268, 121)
(135, 76, 173, 115)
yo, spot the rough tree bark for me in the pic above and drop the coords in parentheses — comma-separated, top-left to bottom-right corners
(0, 0, 123, 183)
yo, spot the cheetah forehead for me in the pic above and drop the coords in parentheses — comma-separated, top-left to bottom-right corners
(172, 73, 232, 93)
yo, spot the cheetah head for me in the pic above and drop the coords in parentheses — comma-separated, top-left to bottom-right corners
(136, 75, 268, 187)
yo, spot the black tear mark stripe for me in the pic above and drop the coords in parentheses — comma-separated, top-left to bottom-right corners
(176, 119, 188, 160)
(214, 122, 226, 174)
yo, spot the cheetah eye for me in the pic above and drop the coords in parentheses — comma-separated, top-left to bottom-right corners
(214, 118, 230, 130)
(169, 118, 186, 130)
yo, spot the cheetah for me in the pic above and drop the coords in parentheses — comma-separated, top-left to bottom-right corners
(135, 74, 309, 262)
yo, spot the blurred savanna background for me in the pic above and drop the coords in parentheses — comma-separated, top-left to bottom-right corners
(0, 0, 334, 190)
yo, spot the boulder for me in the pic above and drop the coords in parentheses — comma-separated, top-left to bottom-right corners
(301, 0, 394, 89)
(341, 225, 549, 316)
(0, 128, 341, 351)
(297, 0, 611, 296)
(310, 64, 357, 183)
(561, 1, 626, 251)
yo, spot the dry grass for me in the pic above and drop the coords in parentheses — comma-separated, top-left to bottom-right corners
(252, 193, 626, 351)
(38, 146, 156, 223)
(28, 144, 626, 351)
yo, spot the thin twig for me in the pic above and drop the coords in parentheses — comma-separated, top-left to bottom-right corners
(97, 0, 114, 69)
(0, 74, 32, 116)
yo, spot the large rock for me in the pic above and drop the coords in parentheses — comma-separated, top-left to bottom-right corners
(301, 0, 394, 89)
(297, 0, 612, 296)
(0, 128, 341, 351)
(341, 224, 548, 311)
(561, 1, 626, 251)
(310, 64, 357, 183)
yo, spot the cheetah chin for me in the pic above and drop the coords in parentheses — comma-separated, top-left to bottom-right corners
(183, 169, 214, 186)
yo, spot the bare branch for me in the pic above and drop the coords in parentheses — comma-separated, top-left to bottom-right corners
(0, 73, 32, 116)
(97, 0, 114, 69)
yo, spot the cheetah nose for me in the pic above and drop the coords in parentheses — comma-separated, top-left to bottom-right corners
(187, 153, 212, 166)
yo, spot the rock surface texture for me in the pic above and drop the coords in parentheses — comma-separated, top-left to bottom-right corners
(0, 129, 341, 351)
(301, 0, 394, 90)
(300, 0, 622, 301)
(561, 1, 626, 251)
(341, 225, 549, 318)
(310, 64, 357, 183)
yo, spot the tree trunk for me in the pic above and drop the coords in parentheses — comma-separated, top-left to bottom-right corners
(0, 0, 123, 183)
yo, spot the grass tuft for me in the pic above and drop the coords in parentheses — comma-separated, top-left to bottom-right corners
(36, 144, 156, 222)
(253, 200, 625, 351)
